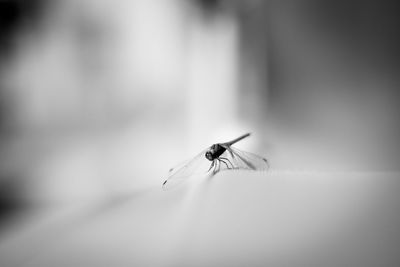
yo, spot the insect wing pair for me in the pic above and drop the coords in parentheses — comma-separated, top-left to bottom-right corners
(162, 140, 269, 190)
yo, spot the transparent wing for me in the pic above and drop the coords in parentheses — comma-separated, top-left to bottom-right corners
(219, 145, 269, 172)
(162, 148, 213, 190)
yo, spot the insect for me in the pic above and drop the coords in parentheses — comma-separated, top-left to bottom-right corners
(162, 133, 269, 189)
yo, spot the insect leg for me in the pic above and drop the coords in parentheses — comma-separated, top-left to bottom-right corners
(219, 157, 234, 169)
(207, 160, 215, 172)
(213, 159, 220, 174)
(219, 158, 230, 169)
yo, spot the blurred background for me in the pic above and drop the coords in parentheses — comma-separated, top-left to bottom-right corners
(0, 0, 399, 266)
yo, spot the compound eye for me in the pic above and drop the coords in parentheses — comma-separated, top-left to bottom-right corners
(205, 152, 212, 160)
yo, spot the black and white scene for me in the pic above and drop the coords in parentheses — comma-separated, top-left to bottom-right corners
(0, 1, 400, 266)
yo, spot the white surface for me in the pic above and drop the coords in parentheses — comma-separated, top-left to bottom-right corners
(0, 171, 399, 267)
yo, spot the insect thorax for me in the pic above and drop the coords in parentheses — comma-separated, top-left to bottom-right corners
(205, 143, 226, 161)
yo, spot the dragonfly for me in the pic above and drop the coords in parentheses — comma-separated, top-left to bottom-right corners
(162, 133, 269, 189)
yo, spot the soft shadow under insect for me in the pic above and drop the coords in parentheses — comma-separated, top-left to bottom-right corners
(205, 168, 216, 183)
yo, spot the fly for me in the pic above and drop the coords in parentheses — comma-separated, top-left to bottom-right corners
(162, 133, 269, 189)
